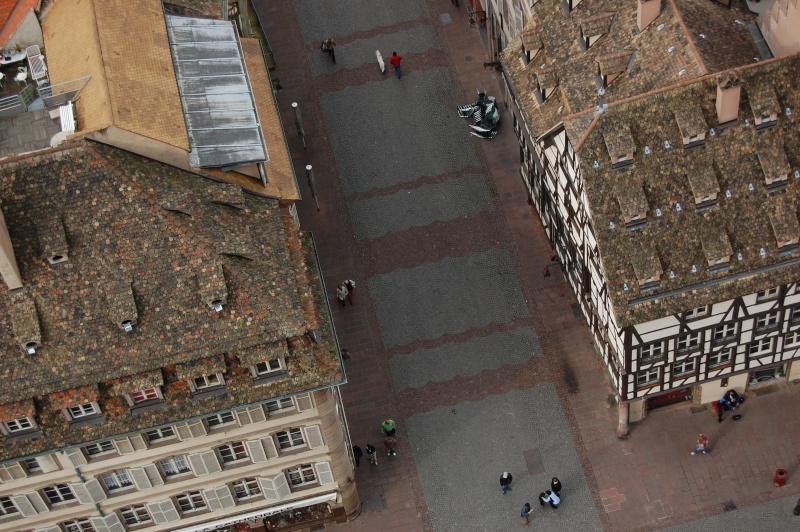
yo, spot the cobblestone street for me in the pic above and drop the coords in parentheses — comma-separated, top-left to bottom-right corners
(253, 0, 800, 530)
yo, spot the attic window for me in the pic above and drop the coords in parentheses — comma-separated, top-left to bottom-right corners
(700, 221, 733, 273)
(212, 300, 224, 312)
(25, 342, 38, 355)
(769, 209, 800, 256)
(602, 121, 635, 169)
(158, 189, 193, 216)
(758, 145, 790, 192)
(579, 14, 615, 51)
(749, 83, 780, 131)
(629, 244, 662, 294)
(520, 29, 543, 65)
(562, 0, 583, 14)
(612, 177, 648, 231)
(673, 104, 708, 149)
(533, 68, 559, 104)
(595, 51, 634, 89)
(36, 213, 69, 265)
(687, 162, 720, 212)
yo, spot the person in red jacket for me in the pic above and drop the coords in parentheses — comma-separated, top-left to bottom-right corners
(389, 52, 403, 79)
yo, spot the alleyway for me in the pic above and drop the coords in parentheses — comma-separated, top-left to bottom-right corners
(252, 1, 800, 530)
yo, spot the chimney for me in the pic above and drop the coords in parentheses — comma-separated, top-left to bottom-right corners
(715, 70, 741, 125)
(0, 209, 22, 290)
(637, 0, 662, 32)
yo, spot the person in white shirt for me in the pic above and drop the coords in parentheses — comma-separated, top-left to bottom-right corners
(539, 490, 560, 508)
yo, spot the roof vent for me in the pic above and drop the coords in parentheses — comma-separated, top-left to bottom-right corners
(212, 300, 224, 312)
(715, 70, 741, 125)
(210, 183, 245, 211)
(637, 0, 662, 32)
(36, 212, 69, 265)
(106, 281, 138, 333)
(25, 342, 37, 355)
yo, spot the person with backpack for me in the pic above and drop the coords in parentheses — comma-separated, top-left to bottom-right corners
(500, 472, 513, 494)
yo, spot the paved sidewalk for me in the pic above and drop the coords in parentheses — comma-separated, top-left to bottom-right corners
(253, 1, 800, 530)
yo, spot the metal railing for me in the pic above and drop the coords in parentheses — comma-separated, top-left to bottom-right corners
(38, 75, 90, 107)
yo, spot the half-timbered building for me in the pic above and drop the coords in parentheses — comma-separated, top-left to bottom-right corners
(499, 0, 800, 434)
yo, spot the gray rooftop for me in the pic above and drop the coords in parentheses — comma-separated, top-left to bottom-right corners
(165, 15, 269, 168)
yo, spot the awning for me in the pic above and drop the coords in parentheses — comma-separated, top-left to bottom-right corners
(175, 492, 337, 532)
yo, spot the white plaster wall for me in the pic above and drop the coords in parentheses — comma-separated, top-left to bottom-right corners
(698, 373, 748, 404)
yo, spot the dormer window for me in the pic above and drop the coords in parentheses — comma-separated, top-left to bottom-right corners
(748, 82, 780, 131)
(0, 416, 41, 442)
(65, 401, 104, 428)
(252, 357, 289, 385)
(700, 221, 732, 274)
(629, 243, 662, 294)
(596, 51, 634, 89)
(188, 373, 228, 400)
(125, 387, 166, 415)
(758, 145, 790, 192)
(673, 104, 707, 150)
(532, 68, 559, 104)
(562, 0, 583, 14)
(612, 176, 647, 230)
(106, 281, 138, 333)
(602, 121, 635, 170)
(25, 342, 38, 355)
(769, 209, 800, 256)
(579, 13, 615, 51)
(520, 29, 543, 65)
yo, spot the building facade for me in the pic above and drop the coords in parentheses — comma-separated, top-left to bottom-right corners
(499, 0, 800, 433)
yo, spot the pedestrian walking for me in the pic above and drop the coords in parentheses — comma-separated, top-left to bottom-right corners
(691, 433, 710, 455)
(321, 37, 336, 64)
(343, 279, 356, 304)
(539, 490, 560, 508)
(389, 52, 403, 79)
(550, 477, 562, 497)
(336, 283, 348, 307)
(384, 435, 397, 456)
(500, 472, 513, 494)
(342, 348, 351, 361)
(381, 418, 396, 436)
(520, 503, 532, 527)
(365, 443, 378, 465)
(352, 445, 363, 467)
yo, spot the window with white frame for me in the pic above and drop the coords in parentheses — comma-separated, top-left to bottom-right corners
(0, 497, 17, 518)
(749, 337, 772, 356)
(276, 428, 305, 450)
(22, 457, 41, 473)
(68, 402, 99, 419)
(756, 312, 780, 330)
(101, 469, 134, 491)
(708, 348, 732, 367)
(158, 455, 191, 477)
(713, 323, 736, 342)
(3, 416, 35, 434)
(685, 306, 709, 319)
(62, 518, 96, 532)
(43, 483, 77, 504)
(286, 464, 317, 487)
(639, 342, 663, 362)
(145, 426, 176, 443)
(176, 491, 207, 513)
(677, 332, 701, 351)
(254, 358, 286, 377)
(192, 374, 224, 390)
(120, 504, 153, 526)
(218, 441, 248, 464)
(206, 411, 236, 428)
(232, 478, 261, 500)
(636, 367, 660, 387)
(131, 387, 162, 403)
(672, 358, 696, 376)
(757, 286, 779, 301)
(84, 440, 116, 457)
(266, 397, 294, 413)
(785, 330, 800, 347)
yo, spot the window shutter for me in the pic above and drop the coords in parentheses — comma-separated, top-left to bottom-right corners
(189, 450, 220, 476)
(37, 454, 60, 473)
(91, 513, 125, 532)
(144, 463, 164, 486)
(295, 393, 313, 411)
(147, 499, 180, 524)
(203, 486, 222, 511)
(71, 478, 107, 504)
(12, 493, 38, 517)
(315, 461, 335, 485)
(129, 467, 152, 490)
(236, 404, 266, 426)
(216, 485, 236, 509)
(65, 448, 88, 467)
(274, 472, 291, 499)
(304, 425, 325, 449)
(113, 434, 147, 454)
(0, 461, 28, 481)
(258, 476, 281, 502)
(26, 491, 49, 513)
(247, 439, 268, 463)
(189, 419, 207, 437)
(262, 435, 279, 459)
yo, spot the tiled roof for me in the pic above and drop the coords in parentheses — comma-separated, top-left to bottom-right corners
(500, 0, 759, 141)
(577, 55, 800, 327)
(0, 143, 341, 460)
(43, 0, 189, 149)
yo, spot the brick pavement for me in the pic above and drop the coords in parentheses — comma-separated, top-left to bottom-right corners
(253, 1, 800, 530)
